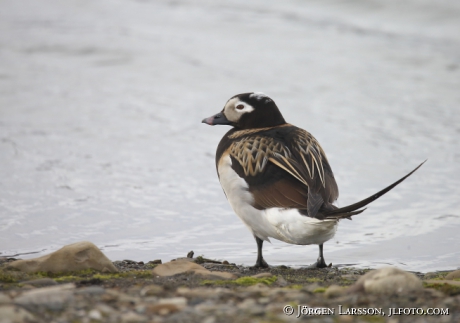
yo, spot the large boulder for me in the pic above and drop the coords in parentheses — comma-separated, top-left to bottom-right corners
(445, 270, 460, 280)
(8, 241, 118, 273)
(350, 267, 422, 295)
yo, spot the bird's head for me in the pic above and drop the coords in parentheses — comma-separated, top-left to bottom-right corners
(202, 92, 286, 129)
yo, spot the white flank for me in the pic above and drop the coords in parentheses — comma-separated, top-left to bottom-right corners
(218, 155, 338, 245)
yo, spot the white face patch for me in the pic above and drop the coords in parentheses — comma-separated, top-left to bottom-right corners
(223, 98, 255, 123)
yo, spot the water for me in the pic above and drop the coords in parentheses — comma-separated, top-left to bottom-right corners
(1, 0, 459, 272)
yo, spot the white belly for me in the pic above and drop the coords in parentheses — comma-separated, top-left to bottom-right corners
(218, 155, 338, 245)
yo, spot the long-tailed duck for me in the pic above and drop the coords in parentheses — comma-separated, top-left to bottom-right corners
(202, 92, 424, 268)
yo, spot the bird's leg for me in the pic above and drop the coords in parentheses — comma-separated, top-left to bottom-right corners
(309, 244, 328, 268)
(252, 236, 269, 268)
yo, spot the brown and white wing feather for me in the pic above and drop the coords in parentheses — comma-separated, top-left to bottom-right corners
(229, 136, 290, 177)
(268, 129, 338, 217)
(227, 128, 338, 218)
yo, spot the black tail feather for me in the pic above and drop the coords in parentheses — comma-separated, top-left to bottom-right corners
(324, 160, 426, 219)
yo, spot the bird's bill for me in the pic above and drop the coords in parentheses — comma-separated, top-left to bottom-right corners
(201, 112, 232, 126)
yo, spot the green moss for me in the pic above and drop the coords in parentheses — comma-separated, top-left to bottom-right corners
(54, 276, 81, 282)
(0, 267, 154, 286)
(340, 278, 354, 286)
(288, 284, 303, 290)
(143, 263, 158, 269)
(35, 269, 99, 278)
(92, 270, 152, 280)
(424, 282, 460, 296)
(304, 277, 321, 283)
(0, 268, 33, 283)
(0, 270, 18, 283)
(202, 275, 278, 286)
(313, 287, 326, 293)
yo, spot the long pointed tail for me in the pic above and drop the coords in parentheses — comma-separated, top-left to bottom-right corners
(324, 160, 426, 220)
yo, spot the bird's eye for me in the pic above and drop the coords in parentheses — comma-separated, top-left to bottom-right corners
(236, 104, 244, 110)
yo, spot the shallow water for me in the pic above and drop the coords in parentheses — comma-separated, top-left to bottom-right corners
(1, 0, 459, 272)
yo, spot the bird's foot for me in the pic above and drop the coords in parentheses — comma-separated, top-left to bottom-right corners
(308, 257, 330, 269)
(251, 258, 269, 269)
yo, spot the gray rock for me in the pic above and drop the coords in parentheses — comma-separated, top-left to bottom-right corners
(202, 317, 216, 323)
(275, 275, 288, 287)
(140, 284, 164, 297)
(0, 305, 35, 322)
(120, 311, 147, 323)
(0, 293, 12, 305)
(251, 272, 273, 278)
(8, 241, 118, 274)
(20, 278, 57, 287)
(194, 270, 237, 280)
(324, 285, 346, 299)
(14, 283, 75, 311)
(75, 286, 106, 295)
(176, 287, 232, 298)
(95, 304, 116, 316)
(152, 259, 236, 279)
(147, 303, 182, 316)
(158, 297, 187, 307)
(104, 289, 139, 304)
(152, 260, 205, 276)
(351, 267, 422, 295)
(88, 309, 103, 321)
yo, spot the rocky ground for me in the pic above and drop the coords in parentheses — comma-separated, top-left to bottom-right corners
(1, 253, 459, 323)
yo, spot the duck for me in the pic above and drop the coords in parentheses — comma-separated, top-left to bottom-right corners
(202, 92, 424, 268)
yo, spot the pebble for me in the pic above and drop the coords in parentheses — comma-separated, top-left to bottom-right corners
(147, 303, 181, 316)
(275, 275, 288, 286)
(158, 297, 187, 307)
(324, 285, 346, 299)
(88, 309, 103, 320)
(104, 289, 139, 304)
(246, 283, 270, 293)
(0, 293, 12, 305)
(95, 304, 116, 316)
(140, 284, 164, 296)
(0, 305, 36, 322)
(120, 311, 147, 323)
(237, 298, 256, 310)
(202, 316, 216, 323)
(75, 286, 106, 295)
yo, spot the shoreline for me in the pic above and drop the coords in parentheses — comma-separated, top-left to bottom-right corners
(1, 255, 459, 322)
